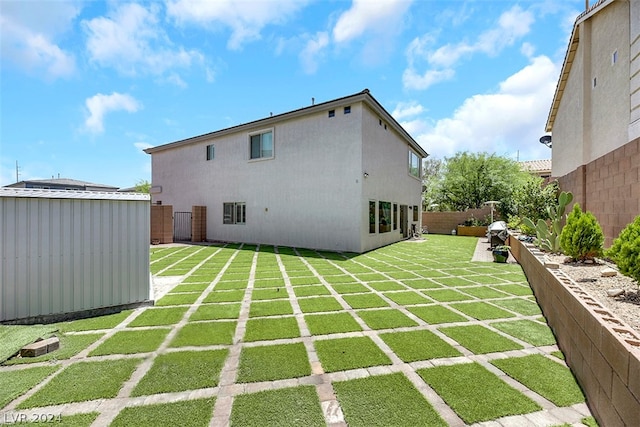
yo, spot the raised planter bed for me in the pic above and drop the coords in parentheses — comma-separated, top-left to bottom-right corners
(456, 225, 487, 237)
(509, 235, 640, 426)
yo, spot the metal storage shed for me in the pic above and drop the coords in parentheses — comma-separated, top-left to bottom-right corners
(0, 188, 151, 324)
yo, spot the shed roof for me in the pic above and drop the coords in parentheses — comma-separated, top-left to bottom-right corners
(0, 187, 150, 201)
(144, 89, 428, 158)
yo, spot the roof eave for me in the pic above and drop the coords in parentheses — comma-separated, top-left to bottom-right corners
(144, 90, 428, 159)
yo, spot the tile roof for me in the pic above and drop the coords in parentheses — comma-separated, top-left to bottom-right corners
(520, 159, 552, 172)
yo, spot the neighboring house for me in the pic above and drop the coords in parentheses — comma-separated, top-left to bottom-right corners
(4, 178, 119, 192)
(546, 0, 640, 245)
(519, 159, 552, 179)
(145, 89, 427, 253)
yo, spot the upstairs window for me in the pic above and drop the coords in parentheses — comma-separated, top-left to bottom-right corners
(250, 130, 273, 160)
(328, 110, 335, 118)
(206, 144, 215, 160)
(409, 151, 421, 178)
(344, 106, 351, 114)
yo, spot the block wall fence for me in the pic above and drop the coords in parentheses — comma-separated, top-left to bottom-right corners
(557, 136, 640, 246)
(421, 206, 494, 235)
(509, 236, 640, 426)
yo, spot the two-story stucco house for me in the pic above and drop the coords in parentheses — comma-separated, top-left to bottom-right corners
(144, 89, 427, 253)
(546, 0, 640, 245)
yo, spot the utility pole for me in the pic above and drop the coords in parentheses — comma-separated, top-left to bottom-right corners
(15, 160, 20, 183)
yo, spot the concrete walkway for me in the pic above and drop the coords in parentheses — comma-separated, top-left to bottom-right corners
(1, 238, 594, 426)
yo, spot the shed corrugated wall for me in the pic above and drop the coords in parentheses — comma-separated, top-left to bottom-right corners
(0, 189, 150, 322)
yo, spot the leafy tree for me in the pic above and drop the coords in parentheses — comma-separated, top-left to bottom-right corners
(134, 179, 151, 194)
(433, 152, 529, 217)
(560, 204, 604, 261)
(421, 157, 443, 210)
(507, 177, 559, 234)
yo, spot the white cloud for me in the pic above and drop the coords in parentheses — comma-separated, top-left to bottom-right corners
(404, 5, 535, 90)
(166, 0, 308, 50)
(401, 56, 559, 161)
(84, 92, 142, 134)
(332, 0, 412, 43)
(83, 3, 203, 83)
(0, 1, 79, 79)
(402, 68, 455, 91)
(299, 32, 329, 74)
(392, 101, 427, 120)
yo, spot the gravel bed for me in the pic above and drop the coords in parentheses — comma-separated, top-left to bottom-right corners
(546, 254, 640, 334)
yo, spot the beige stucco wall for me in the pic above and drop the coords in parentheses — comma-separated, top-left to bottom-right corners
(360, 105, 423, 252)
(552, 0, 631, 177)
(150, 99, 422, 253)
(630, 0, 640, 139)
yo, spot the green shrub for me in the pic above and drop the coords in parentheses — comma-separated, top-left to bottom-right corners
(559, 204, 604, 261)
(607, 215, 640, 284)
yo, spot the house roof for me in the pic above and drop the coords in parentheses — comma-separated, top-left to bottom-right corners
(545, 0, 614, 132)
(520, 159, 552, 173)
(144, 89, 429, 158)
(0, 187, 149, 201)
(3, 178, 119, 190)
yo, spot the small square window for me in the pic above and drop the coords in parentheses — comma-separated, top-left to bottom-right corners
(328, 110, 335, 118)
(344, 106, 351, 114)
(206, 144, 215, 161)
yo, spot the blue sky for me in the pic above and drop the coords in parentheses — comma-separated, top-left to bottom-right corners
(1, 0, 584, 188)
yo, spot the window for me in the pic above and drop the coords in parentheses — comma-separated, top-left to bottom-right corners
(224, 202, 246, 224)
(250, 130, 273, 160)
(612, 50, 618, 65)
(206, 144, 215, 160)
(413, 205, 419, 221)
(328, 110, 335, 118)
(393, 203, 398, 230)
(379, 201, 391, 233)
(344, 106, 351, 114)
(593, 77, 597, 88)
(369, 201, 376, 234)
(409, 151, 421, 178)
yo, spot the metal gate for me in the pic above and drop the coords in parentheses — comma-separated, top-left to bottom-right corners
(174, 211, 192, 241)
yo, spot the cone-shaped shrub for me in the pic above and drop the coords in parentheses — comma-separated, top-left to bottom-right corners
(606, 215, 640, 284)
(559, 204, 604, 261)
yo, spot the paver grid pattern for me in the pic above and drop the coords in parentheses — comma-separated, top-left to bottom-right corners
(0, 236, 595, 426)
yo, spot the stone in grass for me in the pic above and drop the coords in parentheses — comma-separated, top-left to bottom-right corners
(20, 337, 60, 358)
(607, 289, 624, 297)
(601, 268, 617, 277)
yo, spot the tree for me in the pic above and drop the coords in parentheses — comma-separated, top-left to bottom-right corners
(433, 152, 529, 216)
(507, 177, 559, 228)
(421, 157, 443, 210)
(134, 179, 151, 193)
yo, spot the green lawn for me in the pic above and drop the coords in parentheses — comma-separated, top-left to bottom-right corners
(1, 236, 587, 426)
(231, 386, 325, 427)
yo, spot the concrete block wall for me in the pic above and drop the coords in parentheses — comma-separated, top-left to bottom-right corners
(557, 137, 640, 246)
(422, 206, 493, 235)
(510, 235, 640, 426)
(192, 205, 207, 243)
(150, 205, 173, 244)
